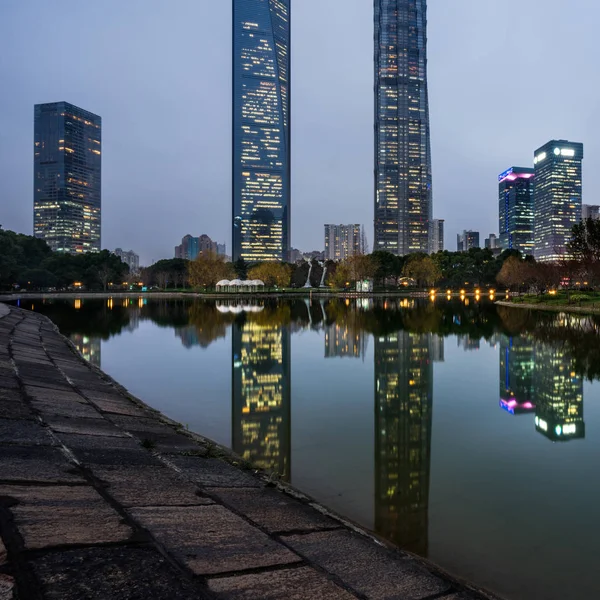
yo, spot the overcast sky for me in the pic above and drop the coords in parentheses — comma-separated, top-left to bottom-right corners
(0, 0, 597, 264)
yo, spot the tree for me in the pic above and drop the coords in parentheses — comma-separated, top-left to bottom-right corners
(248, 263, 291, 288)
(347, 254, 376, 282)
(330, 262, 352, 289)
(496, 256, 530, 291)
(98, 264, 113, 291)
(402, 254, 442, 288)
(188, 252, 235, 288)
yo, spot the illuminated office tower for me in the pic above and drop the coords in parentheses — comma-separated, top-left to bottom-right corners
(498, 167, 535, 254)
(34, 102, 101, 253)
(232, 0, 290, 262)
(232, 320, 291, 480)
(533, 345, 584, 441)
(499, 335, 535, 415)
(533, 140, 584, 262)
(374, 331, 433, 555)
(374, 0, 432, 255)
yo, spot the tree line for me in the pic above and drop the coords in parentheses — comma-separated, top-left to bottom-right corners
(0, 227, 129, 291)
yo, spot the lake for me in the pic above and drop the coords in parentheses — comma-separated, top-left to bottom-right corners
(15, 296, 600, 600)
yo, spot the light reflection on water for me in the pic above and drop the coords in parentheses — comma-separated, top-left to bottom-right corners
(21, 297, 600, 600)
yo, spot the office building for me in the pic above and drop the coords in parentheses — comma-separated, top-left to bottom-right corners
(429, 219, 444, 254)
(324, 224, 364, 261)
(34, 102, 101, 253)
(374, 0, 432, 256)
(217, 243, 227, 256)
(533, 140, 584, 262)
(324, 323, 368, 360)
(174, 234, 218, 260)
(582, 204, 599, 220)
(498, 167, 535, 254)
(232, 0, 290, 263)
(232, 320, 291, 480)
(485, 234, 498, 250)
(375, 332, 434, 555)
(457, 230, 480, 252)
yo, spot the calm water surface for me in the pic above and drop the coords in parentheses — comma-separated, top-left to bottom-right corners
(18, 297, 600, 600)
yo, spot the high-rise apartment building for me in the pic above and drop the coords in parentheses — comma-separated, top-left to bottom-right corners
(498, 167, 535, 254)
(429, 219, 444, 254)
(114, 248, 140, 271)
(174, 234, 218, 260)
(232, 0, 290, 263)
(582, 204, 599, 220)
(374, 0, 432, 256)
(533, 140, 584, 262)
(34, 102, 101, 253)
(324, 224, 363, 261)
(457, 230, 480, 252)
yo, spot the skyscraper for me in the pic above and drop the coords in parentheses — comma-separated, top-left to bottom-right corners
(374, 0, 432, 256)
(533, 140, 584, 262)
(582, 204, 600, 220)
(34, 102, 101, 253)
(498, 167, 535, 254)
(324, 224, 363, 261)
(429, 219, 444, 254)
(232, 0, 290, 263)
(457, 230, 480, 252)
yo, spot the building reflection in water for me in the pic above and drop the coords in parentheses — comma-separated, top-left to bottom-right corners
(324, 323, 368, 360)
(232, 320, 291, 481)
(533, 344, 585, 442)
(499, 335, 535, 415)
(374, 332, 442, 556)
(70, 334, 101, 368)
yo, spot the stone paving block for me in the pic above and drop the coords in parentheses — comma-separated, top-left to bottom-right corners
(211, 487, 341, 534)
(208, 566, 357, 599)
(130, 504, 300, 575)
(0, 537, 6, 565)
(0, 378, 19, 391)
(58, 433, 159, 467)
(169, 455, 263, 488)
(284, 530, 451, 600)
(0, 390, 20, 403)
(85, 395, 150, 417)
(0, 446, 83, 483)
(45, 416, 128, 438)
(30, 546, 209, 600)
(0, 399, 34, 421)
(0, 485, 132, 550)
(25, 387, 86, 404)
(0, 574, 14, 600)
(107, 416, 200, 451)
(23, 380, 73, 393)
(0, 419, 54, 446)
(94, 465, 212, 507)
(31, 398, 102, 420)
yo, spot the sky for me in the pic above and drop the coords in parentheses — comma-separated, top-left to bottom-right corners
(0, 0, 597, 265)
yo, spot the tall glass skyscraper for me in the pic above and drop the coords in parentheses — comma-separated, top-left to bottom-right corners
(232, 0, 290, 263)
(498, 167, 535, 254)
(533, 140, 584, 262)
(374, 0, 432, 256)
(34, 102, 101, 253)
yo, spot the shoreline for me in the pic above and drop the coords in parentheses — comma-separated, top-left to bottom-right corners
(495, 300, 600, 316)
(0, 303, 502, 600)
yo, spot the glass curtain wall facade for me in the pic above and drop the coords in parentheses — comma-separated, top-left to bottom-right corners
(533, 140, 583, 262)
(374, 0, 432, 256)
(498, 167, 535, 254)
(34, 102, 102, 253)
(232, 0, 290, 263)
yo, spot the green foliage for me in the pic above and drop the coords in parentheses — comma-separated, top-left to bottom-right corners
(142, 259, 189, 289)
(0, 229, 128, 291)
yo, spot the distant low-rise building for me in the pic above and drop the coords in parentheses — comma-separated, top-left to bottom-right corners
(114, 248, 139, 271)
(485, 234, 498, 250)
(582, 204, 599, 220)
(457, 230, 480, 252)
(175, 234, 218, 260)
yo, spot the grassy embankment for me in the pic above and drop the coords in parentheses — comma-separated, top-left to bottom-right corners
(508, 291, 600, 311)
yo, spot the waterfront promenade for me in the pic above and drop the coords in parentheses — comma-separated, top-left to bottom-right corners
(0, 303, 498, 600)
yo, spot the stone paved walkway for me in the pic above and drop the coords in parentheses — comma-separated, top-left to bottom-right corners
(0, 304, 500, 600)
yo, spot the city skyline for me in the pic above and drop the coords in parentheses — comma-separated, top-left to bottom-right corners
(1, 1, 599, 264)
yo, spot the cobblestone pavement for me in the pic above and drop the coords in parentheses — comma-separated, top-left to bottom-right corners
(0, 304, 501, 600)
